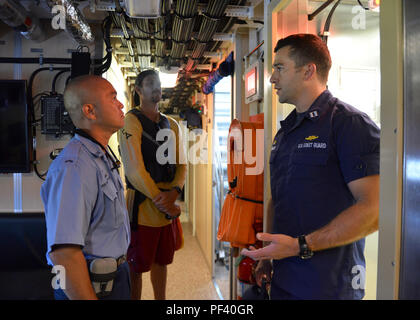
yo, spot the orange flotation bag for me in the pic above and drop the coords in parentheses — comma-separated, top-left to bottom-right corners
(217, 118, 264, 248)
(217, 194, 263, 247)
(227, 119, 264, 202)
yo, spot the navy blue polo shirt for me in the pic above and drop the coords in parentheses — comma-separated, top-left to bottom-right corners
(269, 90, 380, 300)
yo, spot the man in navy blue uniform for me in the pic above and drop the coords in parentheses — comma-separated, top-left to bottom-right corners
(242, 34, 380, 299)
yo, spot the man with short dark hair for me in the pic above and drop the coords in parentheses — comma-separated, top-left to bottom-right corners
(242, 34, 380, 300)
(41, 75, 130, 300)
(118, 69, 186, 300)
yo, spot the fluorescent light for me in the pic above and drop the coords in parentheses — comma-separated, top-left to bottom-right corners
(159, 71, 178, 88)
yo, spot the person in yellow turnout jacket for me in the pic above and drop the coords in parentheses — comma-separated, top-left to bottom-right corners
(118, 69, 186, 300)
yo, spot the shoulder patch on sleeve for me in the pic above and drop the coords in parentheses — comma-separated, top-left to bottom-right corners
(121, 128, 132, 139)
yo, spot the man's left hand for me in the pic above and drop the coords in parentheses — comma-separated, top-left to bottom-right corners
(241, 233, 299, 260)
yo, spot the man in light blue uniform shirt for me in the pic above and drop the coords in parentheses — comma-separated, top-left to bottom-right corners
(41, 75, 130, 300)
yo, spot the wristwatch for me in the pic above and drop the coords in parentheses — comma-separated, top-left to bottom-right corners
(298, 235, 313, 259)
(173, 186, 182, 194)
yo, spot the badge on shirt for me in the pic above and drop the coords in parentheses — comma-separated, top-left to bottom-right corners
(298, 135, 327, 149)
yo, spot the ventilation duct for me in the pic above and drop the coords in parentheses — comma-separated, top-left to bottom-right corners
(49, 0, 94, 45)
(0, 0, 45, 42)
(202, 51, 234, 94)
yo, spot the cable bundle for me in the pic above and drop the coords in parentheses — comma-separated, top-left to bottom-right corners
(185, 0, 229, 72)
(170, 0, 198, 63)
(94, 14, 113, 75)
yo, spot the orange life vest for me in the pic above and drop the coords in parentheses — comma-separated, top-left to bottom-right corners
(217, 119, 264, 248)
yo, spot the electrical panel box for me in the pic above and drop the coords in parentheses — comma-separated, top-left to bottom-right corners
(244, 60, 263, 104)
(71, 52, 91, 79)
(41, 94, 74, 136)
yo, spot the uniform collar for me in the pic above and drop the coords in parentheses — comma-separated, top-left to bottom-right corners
(75, 133, 104, 158)
(280, 90, 333, 132)
(304, 89, 333, 122)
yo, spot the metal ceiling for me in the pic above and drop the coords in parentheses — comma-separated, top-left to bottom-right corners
(1, 0, 263, 112)
(106, 0, 252, 111)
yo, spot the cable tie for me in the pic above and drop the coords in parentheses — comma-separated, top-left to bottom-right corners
(174, 11, 196, 21)
(172, 38, 190, 45)
(202, 12, 224, 22)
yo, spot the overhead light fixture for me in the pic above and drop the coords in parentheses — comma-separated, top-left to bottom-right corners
(159, 71, 178, 88)
(123, 0, 162, 18)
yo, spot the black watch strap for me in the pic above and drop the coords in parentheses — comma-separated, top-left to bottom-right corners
(298, 235, 313, 259)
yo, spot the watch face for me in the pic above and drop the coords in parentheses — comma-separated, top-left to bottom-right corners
(299, 236, 313, 259)
(301, 249, 314, 259)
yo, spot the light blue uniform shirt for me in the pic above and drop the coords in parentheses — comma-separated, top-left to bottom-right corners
(41, 134, 130, 266)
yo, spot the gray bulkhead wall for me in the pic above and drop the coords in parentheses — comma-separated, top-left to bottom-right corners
(0, 20, 103, 213)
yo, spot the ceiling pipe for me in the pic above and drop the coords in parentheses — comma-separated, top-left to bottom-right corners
(49, 0, 94, 45)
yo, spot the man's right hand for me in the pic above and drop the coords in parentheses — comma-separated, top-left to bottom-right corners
(153, 191, 180, 217)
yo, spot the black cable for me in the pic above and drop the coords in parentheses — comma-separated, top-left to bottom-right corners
(27, 66, 69, 180)
(321, 0, 342, 44)
(34, 163, 47, 181)
(357, 0, 369, 10)
(308, 0, 335, 21)
(32, 91, 50, 101)
(0, 57, 103, 65)
(94, 14, 113, 75)
(52, 69, 71, 93)
(28, 67, 68, 123)
(0, 57, 71, 64)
